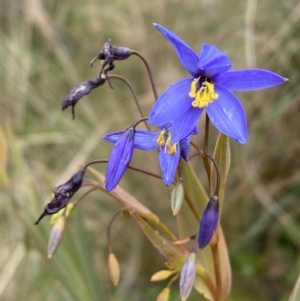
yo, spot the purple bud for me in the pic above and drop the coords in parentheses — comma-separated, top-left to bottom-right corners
(105, 128, 135, 191)
(198, 195, 219, 249)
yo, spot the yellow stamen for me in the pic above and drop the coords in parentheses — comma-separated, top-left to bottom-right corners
(156, 130, 166, 147)
(189, 80, 218, 108)
(156, 130, 177, 155)
(189, 78, 199, 98)
(165, 136, 177, 155)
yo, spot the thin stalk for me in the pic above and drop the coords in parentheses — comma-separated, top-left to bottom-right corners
(83, 159, 162, 180)
(180, 151, 220, 197)
(191, 142, 210, 180)
(211, 229, 221, 301)
(107, 207, 127, 253)
(108, 74, 150, 130)
(203, 113, 211, 182)
(73, 187, 98, 206)
(131, 50, 158, 101)
(183, 187, 200, 221)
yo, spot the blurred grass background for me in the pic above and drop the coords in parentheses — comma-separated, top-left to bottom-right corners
(0, 0, 300, 300)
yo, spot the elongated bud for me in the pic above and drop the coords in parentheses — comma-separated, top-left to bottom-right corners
(180, 252, 196, 301)
(108, 253, 120, 286)
(150, 270, 175, 282)
(156, 288, 170, 301)
(198, 195, 219, 249)
(48, 216, 66, 258)
(50, 203, 75, 225)
(171, 178, 184, 216)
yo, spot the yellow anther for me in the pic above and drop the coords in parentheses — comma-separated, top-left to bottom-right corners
(190, 80, 218, 108)
(168, 144, 177, 154)
(189, 78, 199, 98)
(165, 136, 177, 155)
(156, 131, 166, 147)
(157, 130, 177, 155)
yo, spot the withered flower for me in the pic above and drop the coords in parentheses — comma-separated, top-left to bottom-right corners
(34, 169, 85, 225)
(62, 77, 105, 119)
(90, 39, 131, 88)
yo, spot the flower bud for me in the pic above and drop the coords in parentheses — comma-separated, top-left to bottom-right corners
(198, 195, 219, 249)
(171, 178, 184, 216)
(48, 216, 66, 258)
(180, 252, 196, 301)
(150, 270, 175, 282)
(108, 253, 120, 286)
(156, 288, 170, 301)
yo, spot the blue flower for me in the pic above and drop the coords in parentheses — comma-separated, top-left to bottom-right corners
(148, 24, 288, 144)
(105, 128, 135, 191)
(104, 128, 194, 186)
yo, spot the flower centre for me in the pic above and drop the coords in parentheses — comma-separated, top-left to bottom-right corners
(189, 78, 218, 108)
(156, 130, 177, 155)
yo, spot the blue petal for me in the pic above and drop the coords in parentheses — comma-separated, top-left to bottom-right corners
(154, 24, 200, 77)
(215, 69, 288, 91)
(159, 146, 181, 186)
(148, 78, 193, 127)
(169, 106, 203, 144)
(105, 129, 134, 191)
(103, 130, 125, 143)
(207, 84, 248, 144)
(133, 130, 159, 150)
(197, 44, 232, 78)
(104, 130, 159, 150)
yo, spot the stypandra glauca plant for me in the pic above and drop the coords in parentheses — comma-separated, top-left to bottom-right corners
(34, 23, 288, 301)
